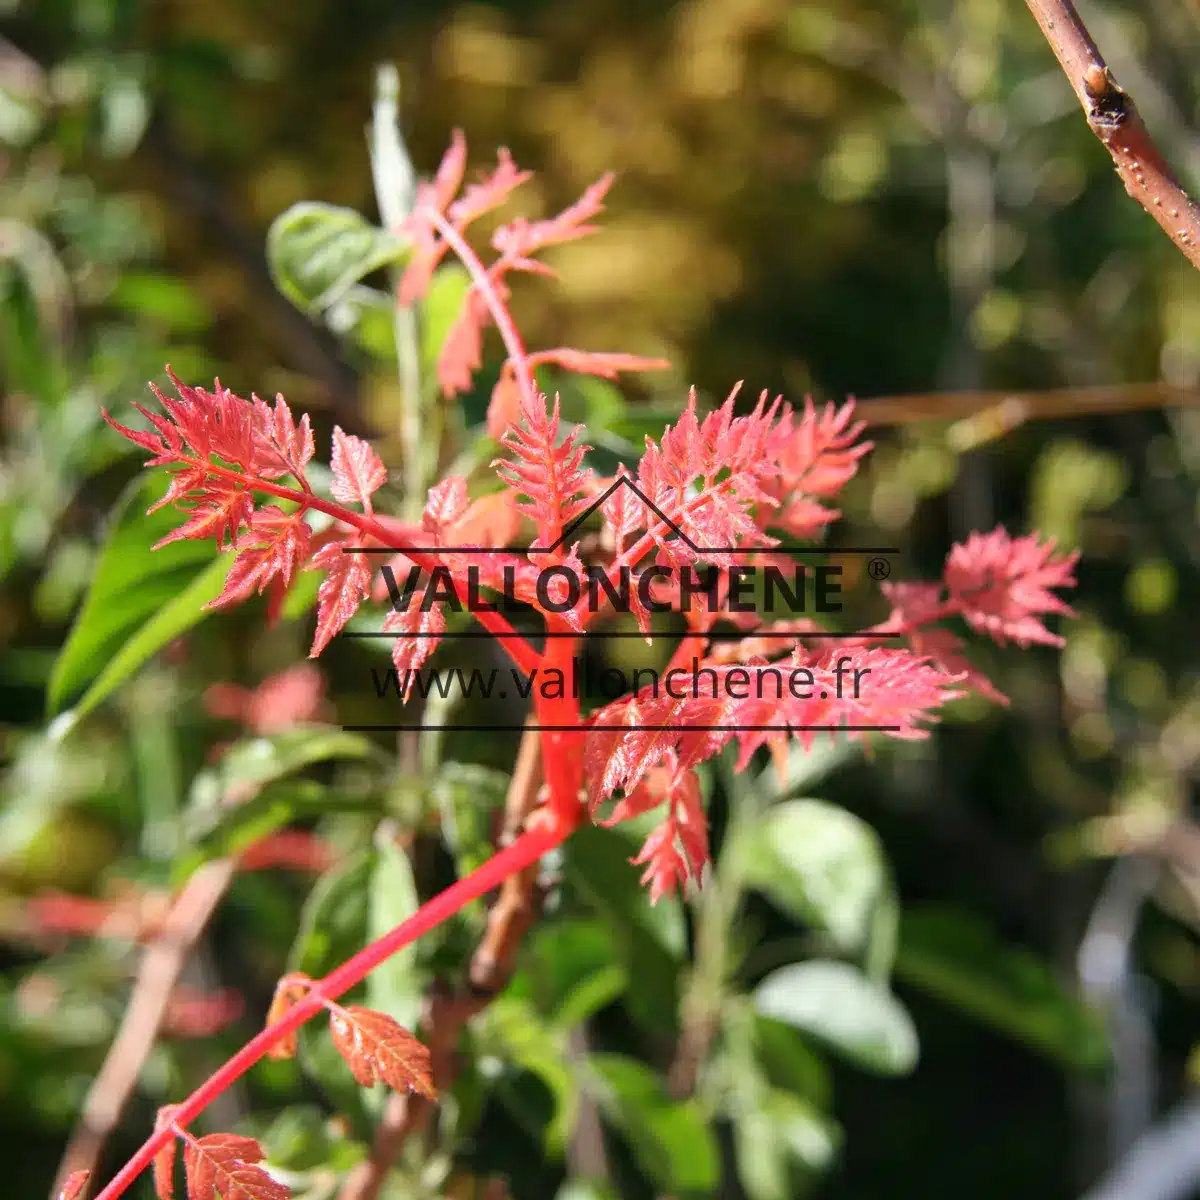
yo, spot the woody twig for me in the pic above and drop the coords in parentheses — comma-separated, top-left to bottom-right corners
(1025, 0, 1200, 271)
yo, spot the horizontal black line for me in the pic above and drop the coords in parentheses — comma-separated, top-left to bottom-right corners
(341, 546, 900, 556)
(340, 630, 900, 640)
(342, 724, 901, 733)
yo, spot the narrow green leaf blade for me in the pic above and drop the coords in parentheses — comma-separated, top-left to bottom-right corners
(895, 907, 1110, 1070)
(48, 475, 222, 717)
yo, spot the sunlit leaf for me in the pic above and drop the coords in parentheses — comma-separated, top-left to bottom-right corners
(328, 1004, 436, 1099)
(266, 202, 408, 315)
(739, 798, 891, 962)
(754, 961, 918, 1076)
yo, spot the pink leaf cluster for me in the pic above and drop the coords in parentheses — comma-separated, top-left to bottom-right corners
(103, 132, 1079, 908)
(394, 130, 668, 432)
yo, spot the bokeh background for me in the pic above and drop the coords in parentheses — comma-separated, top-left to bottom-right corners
(3, 0, 1200, 1197)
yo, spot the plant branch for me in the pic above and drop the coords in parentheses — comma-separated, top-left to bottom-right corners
(336, 722, 546, 1200)
(1024, 0, 1200, 270)
(50, 859, 236, 1199)
(426, 211, 537, 407)
(131, 451, 542, 675)
(90, 810, 578, 1200)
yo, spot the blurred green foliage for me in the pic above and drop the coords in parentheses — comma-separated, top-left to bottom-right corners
(3, 0, 1200, 1197)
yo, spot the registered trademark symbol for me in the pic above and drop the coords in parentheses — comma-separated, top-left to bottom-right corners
(868, 557, 891, 581)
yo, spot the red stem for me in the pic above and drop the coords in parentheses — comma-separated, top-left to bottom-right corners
(426, 211, 537, 408)
(90, 812, 577, 1200)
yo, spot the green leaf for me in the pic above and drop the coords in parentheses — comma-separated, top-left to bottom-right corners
(555, 1184, 619, 1200)
(48, 475, 223, 717)
(565, 824, 685, 1034)
(520, 919, 628, 1030)
(419, 265, 472, 384)
(739, 799, 890, 961)
(267, 202, 408, 316)
(751, 1014, 831, 1105)
(754, 961, 918, 1076)
(108, 271, 212, 333)
(172, 779, 380, 883)
(289, 847, 374, 979)
(477, 996, 578, 1156)
(186, 727, 383, 814)
(586, 1053, 720, 1195)
(365, 829, 421, 1030)
(734, 1087, 839, 1200)
(895, 907, 1110, 1070)
(432, 761, 510, 877)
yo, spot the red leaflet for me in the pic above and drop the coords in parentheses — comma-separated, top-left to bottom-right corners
(152, 481, 254, 551)
(237, 830, 335, 874)
(328, 1004, 437, 1099)
(211, 508, 312, 610)
(944, 527, 1078, 647)
(497, 391, 592, 544)
(153, 1106, 182, 1200)
(204, 664, 327, 731)
(491, 174, 615, 268)
(251, 393, 314, 482)
(162, 986, 245, 1039)
(330, 426, 387, 512)
(264, 972, 313, 1061)
(528, 348, 672, 381)
(422, 476, 470, 535)
(59, 1171, 91, 1200)
(449, 147, 533, 229)
(181, 1133, 289, 1200)
(310, 541, 373, 656)
(384, 605, 446, 697)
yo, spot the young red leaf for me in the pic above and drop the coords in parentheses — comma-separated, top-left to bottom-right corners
(328, 1005, 437, 1100)
(153, 479, 254, 551)
(422, 476, 470, 535)
(252, 393, 314, 481)
(448, 489, 524, 548)
(437, 287, 495, 397)
(486, 365, 523, 438)
(491, 173, 615, 267)
(496, 391, 592, 543)
(264, 972, 313, 1061)
(210, 508, 313, 610)
(330, 426, 387, 511)
(944, 527, 1078, 647)
(153, 1105, 182, 1200)
(631, 820, 690, 906)
(447, 146, 533, 228)
(57, 1170, 90, 1200)
(182, 1132, 289, 1200)
(385, 604, 446, 697)
(310, 540, 373, 656)
(528, 348, 671, 381)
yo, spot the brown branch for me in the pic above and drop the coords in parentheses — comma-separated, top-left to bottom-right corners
(1025, 0, 1200, 271)
(337, 721, 546, 1200)
(859, 382, 1200, 428)
(50, 859, 237, 1198)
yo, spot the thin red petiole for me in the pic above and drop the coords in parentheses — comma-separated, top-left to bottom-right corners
(89, 811, 578, 1200)
(425, 209, 538, 408)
